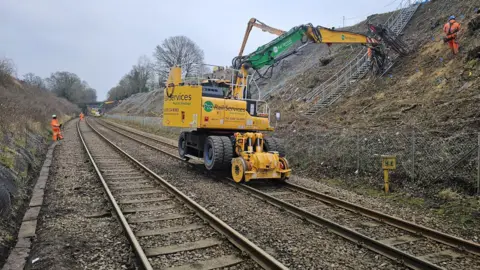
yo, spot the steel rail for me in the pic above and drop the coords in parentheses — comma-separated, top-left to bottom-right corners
(230, 181, 443, 270)
(76, 121, 153, 270)
(85, 118, 288, 270)
(100, 119, 175, 148)
(98, 118, 480, 257)
(285, 183, 480, 256)
(92, 119, 451, 269)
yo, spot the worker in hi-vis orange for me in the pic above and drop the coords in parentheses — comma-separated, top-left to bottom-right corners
(79, 112, 84, 121)
(443, 15, 461, 55)
(51, 115, 63, 141)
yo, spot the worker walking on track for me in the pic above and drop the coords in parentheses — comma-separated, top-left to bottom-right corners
(51, 115, 63, 141)
(443, 15, 461, 55)
(79, 112, 84, 121)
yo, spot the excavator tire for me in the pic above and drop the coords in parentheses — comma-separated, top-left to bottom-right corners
(264, 137, 286, 157)
(204, 136, 232, 170)
(178, 132, 188, 160)
(204, 136, 224, 170)
(220, 136, 233, 169)
(272, 138, 286, 158)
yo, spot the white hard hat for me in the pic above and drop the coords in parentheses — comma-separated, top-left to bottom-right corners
(52, 114, 56, 118)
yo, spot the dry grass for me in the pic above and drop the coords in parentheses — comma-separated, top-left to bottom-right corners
(438, 188, 461, 201)
(0, 83, 79, 136)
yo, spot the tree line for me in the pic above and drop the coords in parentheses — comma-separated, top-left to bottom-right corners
(0, 58, 97, 103)
(107, 35, 206, 101)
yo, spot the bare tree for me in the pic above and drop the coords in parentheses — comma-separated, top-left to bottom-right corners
(0, 58, 16, 84)
(107, 56, 155, 100)
(23, 73, 46, 89)
(46, 71, 96, 103)
(153, 36, 205, 86)
(128, 55, 154, 93)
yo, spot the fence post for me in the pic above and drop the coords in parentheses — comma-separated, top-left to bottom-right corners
(412, 128, 415, 182)
(356, 133, 360, 175)
(477, 133, 480, 195)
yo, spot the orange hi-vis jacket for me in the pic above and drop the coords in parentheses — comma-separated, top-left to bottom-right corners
(51, 119, 60, 129)
(443, 20, 461, 39)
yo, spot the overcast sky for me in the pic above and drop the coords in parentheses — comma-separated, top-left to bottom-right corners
(1, 0, 400, 100)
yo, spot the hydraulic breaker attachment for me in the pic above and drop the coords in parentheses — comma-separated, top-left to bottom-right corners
(367, 24, 410, 56)
(231, 132, 291, 183)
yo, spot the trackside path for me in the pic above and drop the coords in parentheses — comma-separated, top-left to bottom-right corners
(24, 119, 134, 269)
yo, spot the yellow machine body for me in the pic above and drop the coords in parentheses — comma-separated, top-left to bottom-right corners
(231, 132, 291, 183)
(163, 84, 272, 131)
(162, 66, 290, 183)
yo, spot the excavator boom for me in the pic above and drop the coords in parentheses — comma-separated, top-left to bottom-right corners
(239, 24, 381, 71)
(232, 19, 408, 100)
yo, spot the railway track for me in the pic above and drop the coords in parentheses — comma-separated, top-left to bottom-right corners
(77, 120, 287, 270)
(93, 118, 480, 270)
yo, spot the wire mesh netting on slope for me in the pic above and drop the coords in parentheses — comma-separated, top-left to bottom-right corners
(278, 126, 480, 196)
(0, 167, 15, 216)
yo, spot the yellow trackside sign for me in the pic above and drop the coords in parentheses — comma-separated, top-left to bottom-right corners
(381, 155, 396, 170)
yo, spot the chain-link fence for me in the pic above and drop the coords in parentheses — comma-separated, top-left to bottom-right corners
(280, 127, 480, 195)
(103, 114, 186, 139)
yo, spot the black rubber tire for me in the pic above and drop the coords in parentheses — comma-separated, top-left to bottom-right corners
(263, 137, 278, 153)
(204, 136, 225, 171)
(178, 132, 188, 159)
(220, 136, 233, 169)
(272, 137, 286, 158)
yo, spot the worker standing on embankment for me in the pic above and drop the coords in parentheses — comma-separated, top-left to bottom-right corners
(79, 112, 84, 121)
(443, 15, 461, 55)
(51, 115, 63, 141)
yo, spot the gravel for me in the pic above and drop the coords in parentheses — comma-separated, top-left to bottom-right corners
(288, 175, 480, 241)
(25, 119, 134, 270)
(80, 121, 260, 270)
(89, 119, 405, 269)
(246, 183, 480, 269)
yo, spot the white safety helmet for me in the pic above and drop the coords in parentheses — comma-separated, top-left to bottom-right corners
(52, 114, 57, 118)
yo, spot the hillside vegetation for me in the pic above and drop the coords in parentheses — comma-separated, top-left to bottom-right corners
(269, 0, 480, 196)
(0, 75, 78, 265)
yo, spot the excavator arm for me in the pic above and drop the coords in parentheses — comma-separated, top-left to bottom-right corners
(237, 24, 382, 71)
(231, 20, 407, 99)
(238, 18, 286, 58)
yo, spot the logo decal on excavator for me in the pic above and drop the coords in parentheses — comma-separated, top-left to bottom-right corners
(203, 101, 214, 112)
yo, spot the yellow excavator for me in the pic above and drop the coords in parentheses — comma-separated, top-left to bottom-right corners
(163, 18, 407, 182)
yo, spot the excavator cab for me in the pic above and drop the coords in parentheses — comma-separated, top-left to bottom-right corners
(200, 79, 231, 98)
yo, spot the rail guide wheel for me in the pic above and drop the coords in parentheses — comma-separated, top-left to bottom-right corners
(232, 157, 248, 183)
(278, 157, 290, 181)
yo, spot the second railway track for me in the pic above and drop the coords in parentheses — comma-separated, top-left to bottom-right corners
(94, 118, 480, 270)
(77, 120, 287, 270)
